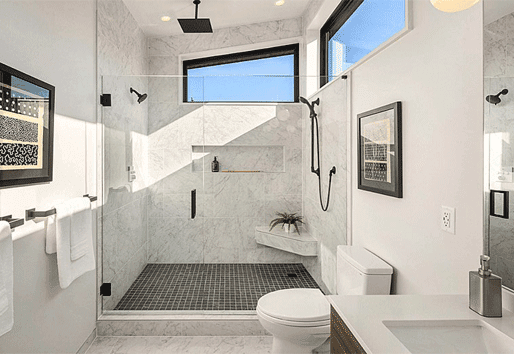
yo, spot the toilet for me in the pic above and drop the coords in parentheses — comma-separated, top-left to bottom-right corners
(256, 245, 393, 354)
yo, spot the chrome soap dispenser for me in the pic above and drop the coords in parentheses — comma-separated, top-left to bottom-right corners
(469, 255, 502, 317)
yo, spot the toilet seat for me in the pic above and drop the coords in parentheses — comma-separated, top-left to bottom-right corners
(257, 288, 330, 326)
(257, 306, 330, 328)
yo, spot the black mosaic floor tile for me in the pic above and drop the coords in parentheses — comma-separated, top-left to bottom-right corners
(114, 263, 321, 311)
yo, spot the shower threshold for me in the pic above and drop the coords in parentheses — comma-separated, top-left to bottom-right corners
(112, 263, 321, 311)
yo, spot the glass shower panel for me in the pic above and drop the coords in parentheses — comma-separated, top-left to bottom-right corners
(485, 77, 514, 290)
(100, 75, 205, 311)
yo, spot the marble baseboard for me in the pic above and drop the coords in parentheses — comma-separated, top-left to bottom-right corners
(97, 319, 269, 337)
(76, 328, 97, 354)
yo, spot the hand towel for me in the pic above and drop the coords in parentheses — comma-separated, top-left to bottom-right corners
(45, 212, 58, 254)
(69, 198, 92, 261)
(54, 197, 95, 289)
(0, 221, 13, 337)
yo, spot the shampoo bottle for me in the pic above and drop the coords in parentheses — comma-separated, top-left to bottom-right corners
(211, 156, 219, 172)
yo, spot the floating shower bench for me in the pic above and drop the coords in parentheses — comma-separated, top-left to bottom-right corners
(255, 227, 318, 256)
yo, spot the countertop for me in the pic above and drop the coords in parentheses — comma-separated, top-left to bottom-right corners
(327, 294, 514, 354)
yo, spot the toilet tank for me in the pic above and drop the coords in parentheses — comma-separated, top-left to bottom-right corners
(336, 245, 393, 295)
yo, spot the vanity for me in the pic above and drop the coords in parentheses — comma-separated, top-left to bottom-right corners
(327, 295, 514, 354)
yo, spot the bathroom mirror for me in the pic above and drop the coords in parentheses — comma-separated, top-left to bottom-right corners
(484, 1, 514, 291)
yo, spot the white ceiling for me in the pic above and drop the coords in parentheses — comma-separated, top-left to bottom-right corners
(122, 0, 311, 37)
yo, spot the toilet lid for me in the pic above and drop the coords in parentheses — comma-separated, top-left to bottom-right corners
(257, 289, 330, 322)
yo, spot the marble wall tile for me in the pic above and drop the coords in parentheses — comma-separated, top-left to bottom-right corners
(302, 78, 348, 293)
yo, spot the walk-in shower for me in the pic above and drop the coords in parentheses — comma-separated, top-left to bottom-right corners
(99, 74, 347, 314)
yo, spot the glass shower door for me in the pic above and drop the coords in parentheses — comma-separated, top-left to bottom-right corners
(100, 75, 206, 311)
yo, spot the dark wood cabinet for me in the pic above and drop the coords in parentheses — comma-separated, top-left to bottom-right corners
(330, 306, 367, 354)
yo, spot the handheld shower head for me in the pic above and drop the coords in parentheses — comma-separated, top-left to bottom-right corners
(486, 89, 508, 105)
(299, 96, 320, 118)
(130, 87, 148, 104)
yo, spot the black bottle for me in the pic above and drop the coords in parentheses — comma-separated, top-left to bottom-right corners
(211, 156, 219, 172)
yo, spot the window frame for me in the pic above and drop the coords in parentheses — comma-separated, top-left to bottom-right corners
(320, 0, 410, 88)
(182, 43, 299, 103)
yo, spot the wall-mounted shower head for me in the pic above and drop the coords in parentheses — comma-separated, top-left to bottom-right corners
(486, 89, 508, 105)
(130, 87, 148, 104)
(299, 96, 320, 118)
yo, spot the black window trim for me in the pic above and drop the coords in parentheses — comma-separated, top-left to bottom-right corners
(182, 43, 299, 103)
(320, 0, 364, 88)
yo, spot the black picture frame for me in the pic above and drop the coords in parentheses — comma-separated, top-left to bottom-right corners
(0, 63, 55, 188)
(357, 101, 402, 198)
(490, 190, 509, 219)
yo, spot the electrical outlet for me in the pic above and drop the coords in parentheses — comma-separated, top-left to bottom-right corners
(441, 206, 455, 234)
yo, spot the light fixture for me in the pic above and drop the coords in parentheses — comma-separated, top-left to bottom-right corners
(430, 0, 480, 13)
(161, 15, 171, 22)
(275, 0, 285, 6)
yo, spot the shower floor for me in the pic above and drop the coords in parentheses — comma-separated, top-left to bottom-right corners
(114, 263, 321, 311)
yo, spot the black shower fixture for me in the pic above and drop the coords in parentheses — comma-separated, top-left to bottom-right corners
(130, 87, 147, 104)
(486, 89, 508, 105)
(178, 0, 213, 33)
(300, 96, 336, 212)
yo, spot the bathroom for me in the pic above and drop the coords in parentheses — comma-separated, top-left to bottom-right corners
(1, 0, 513, 353)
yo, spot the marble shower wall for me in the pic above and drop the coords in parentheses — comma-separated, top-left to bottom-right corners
(484, 12, 514, 289)
(98, 0, 149, 310)
(302, 78, 348, 294)
(147, 103, 307, 264)
(144, 18, 311, 265)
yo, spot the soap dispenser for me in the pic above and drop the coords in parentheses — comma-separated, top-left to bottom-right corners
(211, 156, 219, 172)
(469, 255, 502, 317)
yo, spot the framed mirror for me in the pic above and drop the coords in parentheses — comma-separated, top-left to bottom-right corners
(484, 1, 514, 291)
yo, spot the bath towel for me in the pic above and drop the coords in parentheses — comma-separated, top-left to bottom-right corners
(0, 221, 13, 337)
(50, 197, 95, 289)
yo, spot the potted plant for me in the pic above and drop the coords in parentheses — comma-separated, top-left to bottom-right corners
(269, 212, 303, 234)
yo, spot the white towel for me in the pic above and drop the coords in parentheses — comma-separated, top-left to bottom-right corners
(0, 221, 13, 337)
(69, 198, 92, 261)
(52, 197, 95, 289)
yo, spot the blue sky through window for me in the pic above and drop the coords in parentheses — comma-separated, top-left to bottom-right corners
(328, 0, 405, 80)
(187, 54, 295, 102)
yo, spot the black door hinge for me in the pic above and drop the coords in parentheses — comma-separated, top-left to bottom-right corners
(100, 283, 111, 296)
(100, 94, 111, 107)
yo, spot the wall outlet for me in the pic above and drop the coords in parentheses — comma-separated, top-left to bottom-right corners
(441, 206, 455, 234)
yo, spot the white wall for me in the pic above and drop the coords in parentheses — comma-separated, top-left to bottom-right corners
(0, 1, 97, 352)
(350, 0, 484, 294)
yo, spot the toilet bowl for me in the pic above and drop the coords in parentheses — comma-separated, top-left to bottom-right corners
(256, 288, 330, 354)
(256, 246, 393, 354)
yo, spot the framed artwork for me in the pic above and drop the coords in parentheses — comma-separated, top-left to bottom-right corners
(357, 101, 402, 198)
(0, 63, 54, 188)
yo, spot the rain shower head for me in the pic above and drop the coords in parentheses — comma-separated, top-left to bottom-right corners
(130, 87, 147, 104)
(486, 89, 508, 105)
(299, 96, 320, 118)
(178, 0, 213, 33)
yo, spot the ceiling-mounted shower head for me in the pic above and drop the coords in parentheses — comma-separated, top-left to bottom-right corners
(130, 87, 148, 104)
(178, 0, 213, 33)
(486, 88, 508, 105)
(299, 96, 320, 118)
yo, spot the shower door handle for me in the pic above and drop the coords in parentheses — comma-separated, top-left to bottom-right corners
(191, 189, 196, 219)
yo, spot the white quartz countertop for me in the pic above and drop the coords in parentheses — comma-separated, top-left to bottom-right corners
(327, 294, 514, 354)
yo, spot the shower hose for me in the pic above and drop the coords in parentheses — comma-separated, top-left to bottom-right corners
(311, 112, 336, 212)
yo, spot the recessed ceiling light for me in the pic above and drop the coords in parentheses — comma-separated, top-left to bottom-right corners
(275, 0, 285, 6)
(161, 16, 171, 22)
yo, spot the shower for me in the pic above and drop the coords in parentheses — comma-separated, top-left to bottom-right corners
(300, 96, 336, 212)
(130, 87, 147, 104)
(486, 89, 508, 105)
(178, 0, 213, 33)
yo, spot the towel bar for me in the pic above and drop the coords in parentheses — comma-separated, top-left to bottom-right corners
(83, 194, 98, 202)
(0, 215, 25, 230)
(25, 208, 56, 221)
(25, 195, 98, 221)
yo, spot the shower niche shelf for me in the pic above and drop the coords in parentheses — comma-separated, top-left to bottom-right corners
(191, 145, 285, 173)
(255, 226, 318, 257)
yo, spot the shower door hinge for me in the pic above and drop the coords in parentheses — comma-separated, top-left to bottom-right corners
(100, 94, 111, 107)
(100, 283, 111, 296)
(341, 75, 347, 80)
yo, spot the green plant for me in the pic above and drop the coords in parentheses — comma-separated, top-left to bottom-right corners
(269, 212, 304, 234)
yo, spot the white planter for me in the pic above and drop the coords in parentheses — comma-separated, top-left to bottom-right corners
(282, 223, 294, 233)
